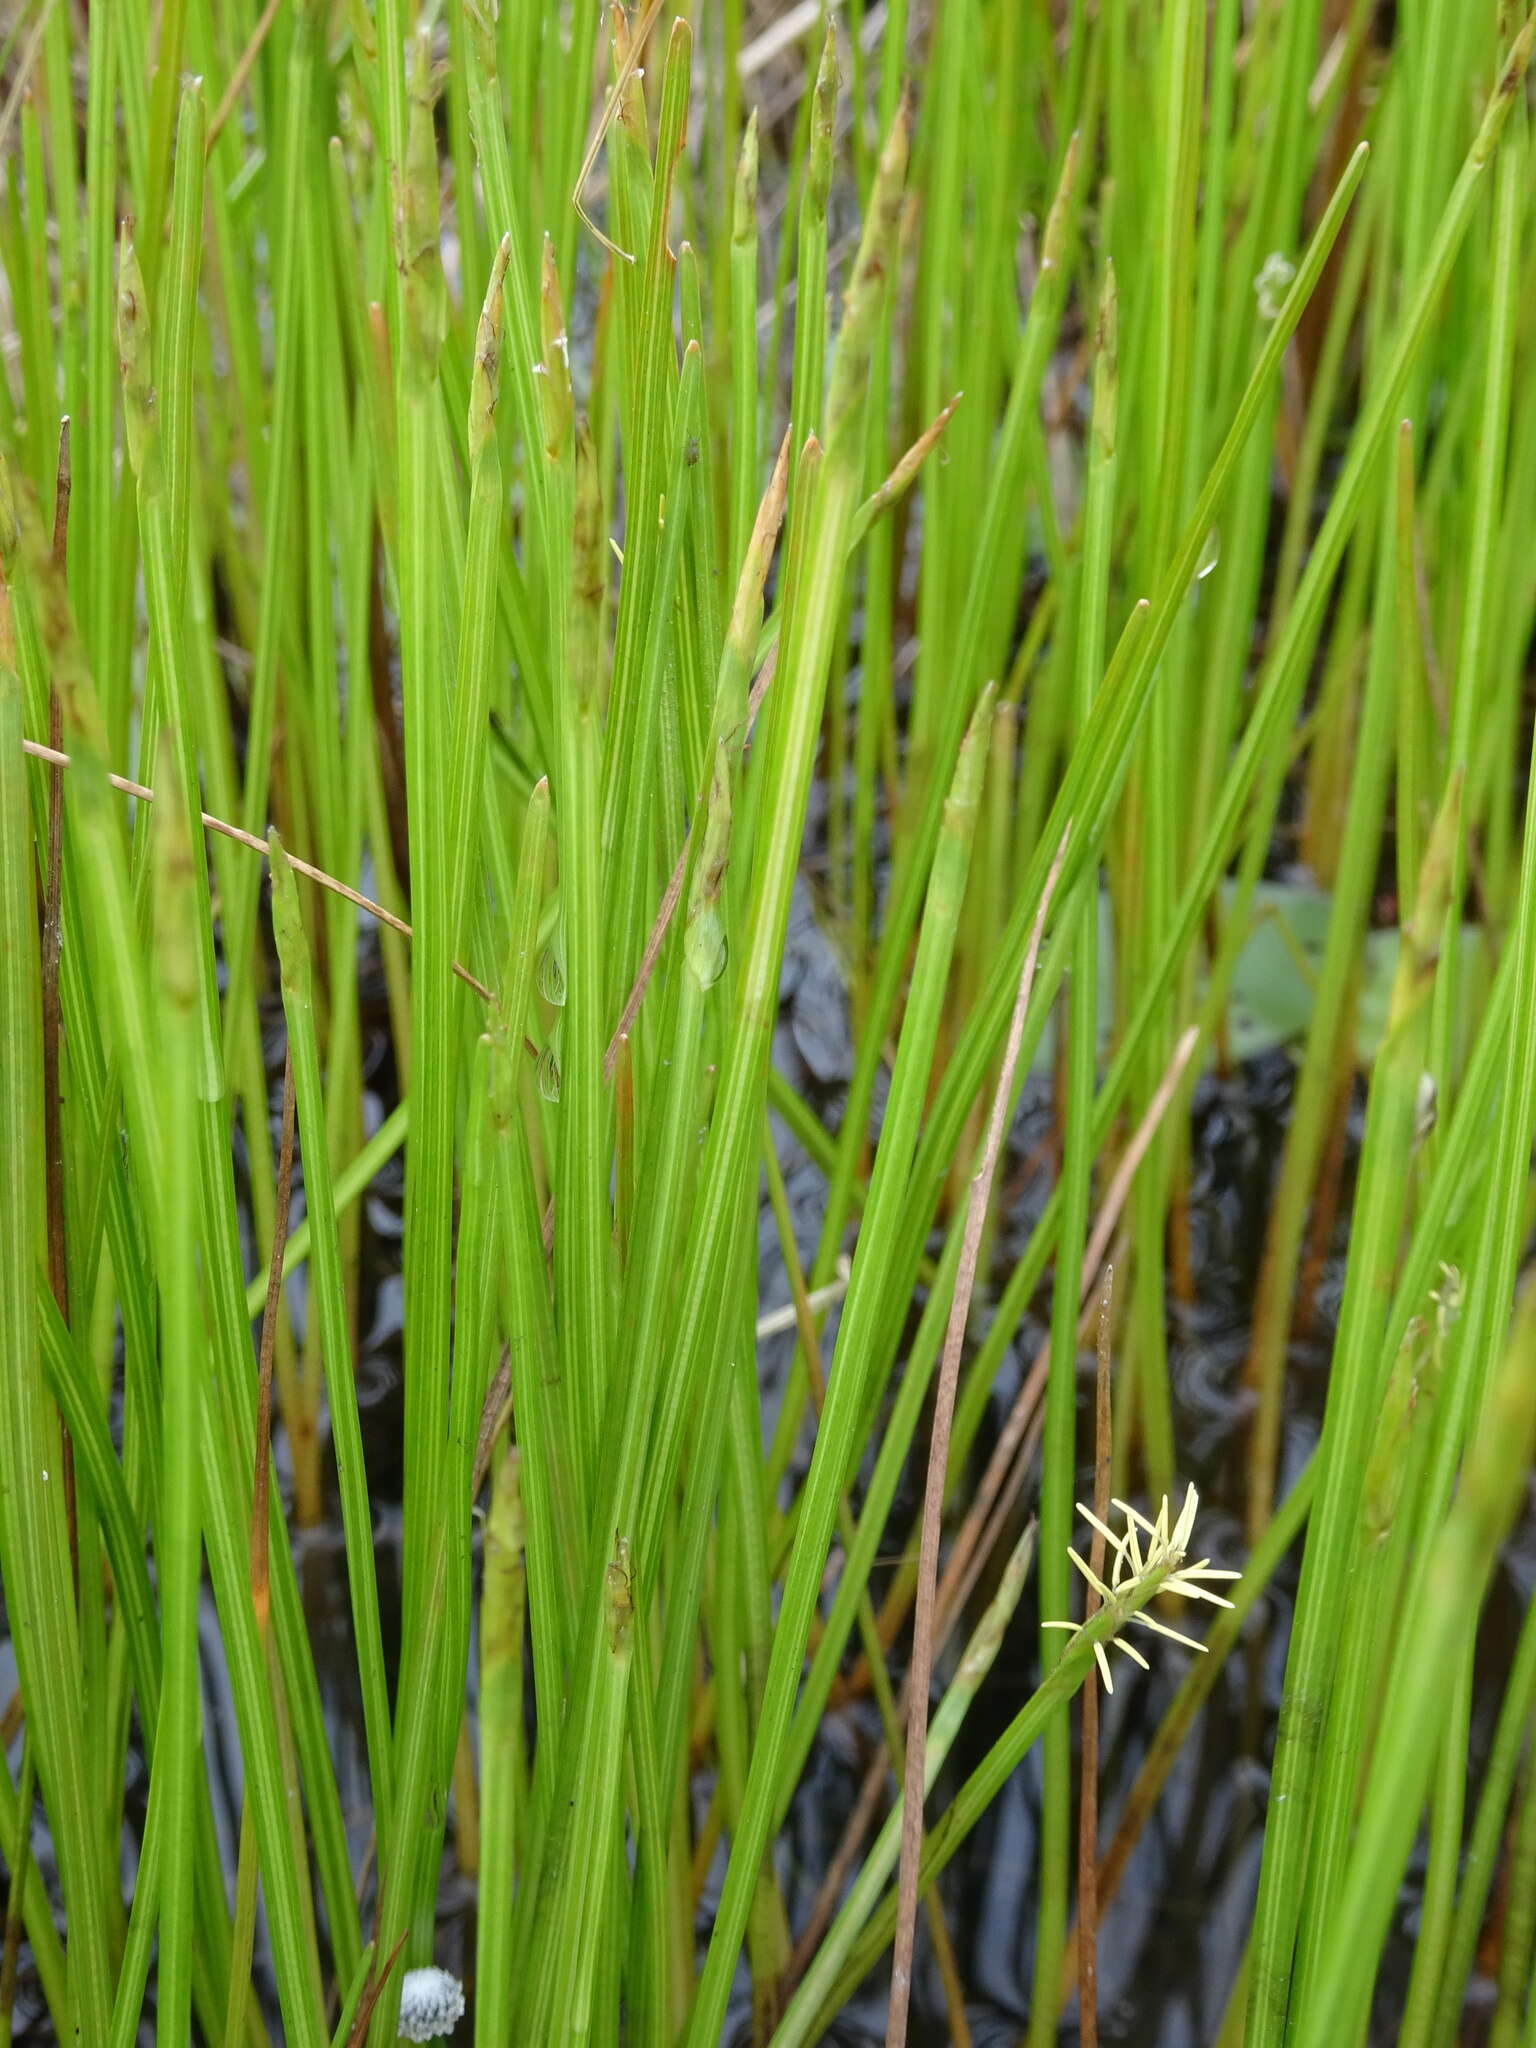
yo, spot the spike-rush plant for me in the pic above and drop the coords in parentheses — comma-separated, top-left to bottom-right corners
(2, 3, 1536, 2043)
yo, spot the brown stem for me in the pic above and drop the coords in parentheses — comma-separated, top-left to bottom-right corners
(833, 1027, 1197, 1711)
(602, 647, 780, 1081)
(764, 1116, 971, 2042)
(804, 1031, 1195, 2023)
(887, 827, 1070, 2046)
(787, 1735, 886, 1987)
(223, 1050, 297, 2033)
(471, 1351, 514, 1502)
(342, 1927, 411, 2048)
(42, 421, 76, 1584)
(0, 1742, 35, 2030)
(17, 736, 500, 1005)
(571, 0, 665, 260)
(0, 0, 56, 159)
(1078, 1272, 1115, 2048)
(205, 0, 284, 152)
(251, 1049, 297, 1634)
(1294, 989, 1357, 1341)
(930, 1031, 1195, 1628)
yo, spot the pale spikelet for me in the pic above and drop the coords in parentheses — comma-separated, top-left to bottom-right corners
(1042, 1485, 1238, 1693)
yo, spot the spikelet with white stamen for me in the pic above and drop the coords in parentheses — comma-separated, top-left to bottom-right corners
(1042, 1484, 1238, 1693)
(397, 1965, 465, 2041)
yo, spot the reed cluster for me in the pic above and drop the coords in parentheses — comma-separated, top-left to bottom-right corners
(2, 2, 1535, 2042)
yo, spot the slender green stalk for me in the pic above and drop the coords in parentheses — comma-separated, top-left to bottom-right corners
(1033, 254, 1120, 2044)
(1431, 1590, 1536, 2042)
(0, 633, 112, 2042)
(268, 840, 393, 1839)
(475, 1446, 526, 2048)
(1115, 0, 1201, 1527)
(121, 205, 215, 2042)
(1293, 1293, 1536, 2040)
(684, 110, 911, 2045)
(220, 0, 316, 1027)
(243, 1103, 409, 1318)
(728, 112, 760, 579)
(769, 134, 1082, 1486)
(487, 782, 570, 1732)
(1290, 1291, 1448, 2019)
(553, 421, 613, 1500)
(532, 1536, 635, 2044)
(787, 21, 836, 500)
(1490, 1745, 1536, 2048)
(603, 343, 706, 1008)
(448, 235, 512, 961)
(1244, 775, 1458, 2039)
(146, 728, 204, 2048)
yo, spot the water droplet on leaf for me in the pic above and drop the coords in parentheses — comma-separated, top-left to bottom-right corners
(536, 1043, 562, 1102)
